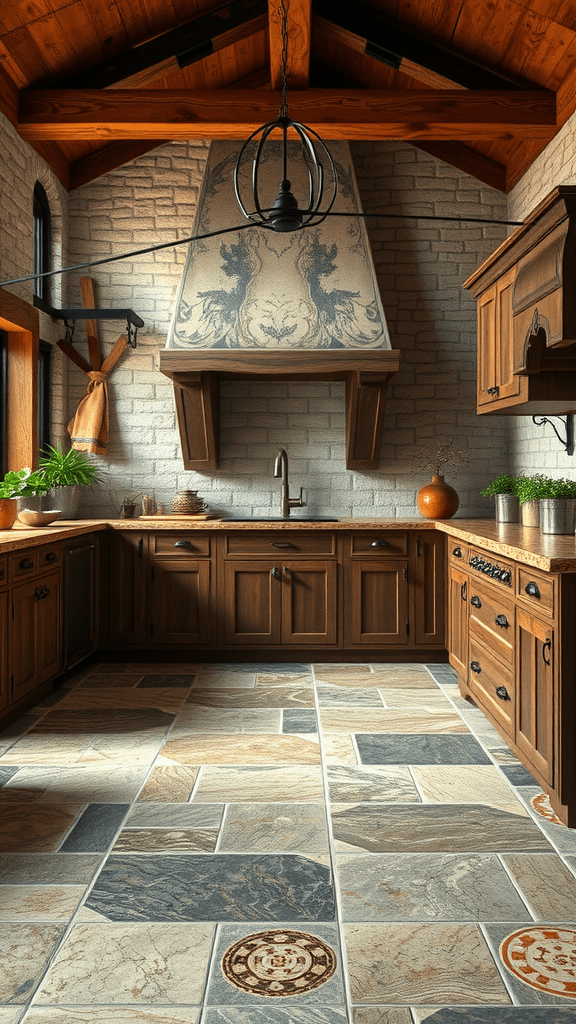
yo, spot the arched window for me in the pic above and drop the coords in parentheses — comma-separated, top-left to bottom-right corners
(33, 181, 51, 309)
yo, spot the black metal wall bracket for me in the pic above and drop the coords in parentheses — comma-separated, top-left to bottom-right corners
(48, 305, 144, 348)
(532, 414, 575, 456)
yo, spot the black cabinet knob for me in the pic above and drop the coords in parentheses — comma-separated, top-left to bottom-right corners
(371, 540, 387, 548)
(45, 551, 57, 562)
(470, 661, 481, 674)
(471, 595, 482, 608)
(20, 558, 34, 570)
(495, 614, 509, 629)
(496, 685, 510, 701)
(453, 546, 462, 558)
(525, 581, 540, 598)
(174, 540, 192, 548)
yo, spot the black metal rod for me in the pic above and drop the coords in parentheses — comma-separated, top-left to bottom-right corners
(532, 414, 575, 456)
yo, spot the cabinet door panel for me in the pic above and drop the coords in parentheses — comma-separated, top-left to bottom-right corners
(36, 572, 61, 685)
(516, 608, 554, 785)
(448, 565, 469, 680)
(468, 636, 514, 738)
(11, 579, 37, 700)
(347, 560, 408, 645)
(413, 532, 445, 646)
(104, 532, 146, 646)
(151, 560, 211, 645)
(0, 591, 8, 711)
(222, 562, 281, 645)
(282, 561, 337, 645)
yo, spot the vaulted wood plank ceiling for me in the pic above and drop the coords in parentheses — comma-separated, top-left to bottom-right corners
(0, 0, 574, 193)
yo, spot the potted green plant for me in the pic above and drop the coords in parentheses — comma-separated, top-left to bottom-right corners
(538, 476, 576, 534)
(515, 474, 551, 528)
(36, 443, 101, 519)
(479, 473, 520, 523)
(0, 468, 52, 529)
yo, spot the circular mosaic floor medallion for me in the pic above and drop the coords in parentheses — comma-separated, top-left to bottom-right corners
(530, 792, 565, 826)
(500, 927, 576, 997)
(221, 929, 337, 997)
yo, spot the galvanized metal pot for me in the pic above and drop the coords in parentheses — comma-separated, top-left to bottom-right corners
(521, 499, 540, 528)
(494, 493, 520, 523)
(540, 498, 576, 534)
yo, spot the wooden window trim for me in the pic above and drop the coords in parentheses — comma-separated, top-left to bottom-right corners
(0, 286, 40, 471)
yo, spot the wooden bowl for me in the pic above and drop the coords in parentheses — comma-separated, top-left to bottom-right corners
(17, 509, 62, 527)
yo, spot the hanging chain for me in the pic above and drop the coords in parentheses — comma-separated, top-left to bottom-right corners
(279, 0, 289, 119)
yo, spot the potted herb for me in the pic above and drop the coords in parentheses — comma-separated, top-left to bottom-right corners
(515, 474, 551, 528)
(37, 444, 101, 519)
(479, 473, 520, 523)
(538, 476, 576, 534)
(0, 468, 52, 529)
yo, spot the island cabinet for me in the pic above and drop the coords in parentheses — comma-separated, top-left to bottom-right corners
(446, 537, 576, 825)
(8, 542, 62, 708)
(217, 531, 338, 647)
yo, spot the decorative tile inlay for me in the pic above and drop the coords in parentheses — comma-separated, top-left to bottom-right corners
(500, 927, 576, 998)
(221, 929, 336, 997)
(85, 854, 335, 921)
(531, 793, 565, 826)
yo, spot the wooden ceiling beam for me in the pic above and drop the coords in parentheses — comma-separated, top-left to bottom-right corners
(268, 0, 311, 90)
(413, 142, 507, 192)
(18, 87, 556, 141)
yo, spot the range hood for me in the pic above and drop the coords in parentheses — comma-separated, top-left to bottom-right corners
(160, 141, 399, 471)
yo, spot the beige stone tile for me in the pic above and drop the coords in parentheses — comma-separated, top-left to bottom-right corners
(411, 765, 528, 814)
(327, 765, 420, 803)
(411, 1011, 444, 1023)
(0, 885, 85, 921)
(256, 672, 313, 687)
(185, 686, 315, 707)
(53, 689, 189, 713)
(321, 734, 359, 765)
(502, 853, 576, 919)
(343, 922, 511, 1004)
(76, 734, 164, 765)
(137, 766, 199, 802)
(0, 803, 85, 852)
(170, 706, 282, 734)
(353, 1010, 413, 1024)
(218, 801, 329, 853)
(21, 1009, 200, 1023)
(0, 1009, 23, 1024)
(5, 765, 147, 804)
(76, 674, 144, 689)
(378, 689, 454, 708)
(0, 735, 93, 765)
(36, 922, 215, 1004)
(112, 828, 218, 852)
(319, 709, 468, 734)
(192, 765, 324, 802)
(161, 733, 321, 765)
(193, 671, 256, 689)
(0, 923, 64, 1002)
(128, 663, 202, 674)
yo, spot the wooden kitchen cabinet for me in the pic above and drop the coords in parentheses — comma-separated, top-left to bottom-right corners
(0, 556, 8, 712)
(101, 530, 147, 647)
(346, 558, 408, 645)
(516, 608, 554, 785)
(448, 563, 469, 681)
(10, 546, 61, 703)
(150, 558, 212, 646)
(476, 266, 523, 411)
(411, 531, 445, 646)
(221, 558, 337, 646)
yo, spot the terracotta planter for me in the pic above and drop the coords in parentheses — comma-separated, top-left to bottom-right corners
(0, 498, 17, 529)
(417, 474, 459, 519)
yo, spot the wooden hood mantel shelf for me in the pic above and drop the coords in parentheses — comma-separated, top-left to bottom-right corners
(159, 348, 400, 471)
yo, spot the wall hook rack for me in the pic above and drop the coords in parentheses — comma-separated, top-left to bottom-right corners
(532, 414, 575, 456)
(48, 305, 144, 348)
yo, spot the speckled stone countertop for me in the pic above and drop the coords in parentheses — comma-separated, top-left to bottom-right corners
(1, 516, 576, 571)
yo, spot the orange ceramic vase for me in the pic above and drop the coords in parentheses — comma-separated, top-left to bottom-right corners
(0, 498, 17, 529)
(417, 474, 459, 519)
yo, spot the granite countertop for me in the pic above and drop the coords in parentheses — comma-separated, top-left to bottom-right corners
(1, 516, 576, 572)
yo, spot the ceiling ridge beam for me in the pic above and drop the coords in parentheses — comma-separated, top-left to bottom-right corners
(18, 88, 557, 142)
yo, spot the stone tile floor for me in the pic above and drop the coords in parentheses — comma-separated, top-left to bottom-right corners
(2, 659, 576, 1022)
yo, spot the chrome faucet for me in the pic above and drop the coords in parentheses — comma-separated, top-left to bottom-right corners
(274, 448, 306, 518)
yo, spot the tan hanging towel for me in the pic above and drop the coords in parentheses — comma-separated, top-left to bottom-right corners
(68, 370, 109, 454)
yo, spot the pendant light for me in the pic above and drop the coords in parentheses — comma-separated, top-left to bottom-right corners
(233, 0, 338, 233)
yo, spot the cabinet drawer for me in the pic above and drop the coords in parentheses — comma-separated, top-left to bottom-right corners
(9, 549, 38, 581)
(151, 532, 210, 557)
(468, 636, 515, 738)
(38, 544, 61, 571)
(517, 567, 555, 618)
(224, 531, 336, 556)
(0, 556, 6, 589)
(350, 531, 408, 556)
(448, 540, 469, 566)
(468, 581, 514, 667)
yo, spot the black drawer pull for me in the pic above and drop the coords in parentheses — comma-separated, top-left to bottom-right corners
(495, 614, 509, 629)
(487, 385, 500, 396)
(471, 595, 482, 608)
(525, 581, 540, 598)
(543, 638, 551, 666)
(283, 566, 292, 580)
(34, 586, 50, 601)
(371, 540, 387, 548)
(470, 660, 481, 674)
(174, 540, 192, 548)
(461, 581, 467, 601)
(496, 685, 510, 701)
(20, 558, 34, 570)
(271, 541, 292, 548)
(271, 566, 282, 580)
(137, 538, 143, 558)
(453, 546, 462, 558)
(44, 551, 58, 562)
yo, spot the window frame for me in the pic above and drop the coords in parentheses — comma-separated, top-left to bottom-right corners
(33, 181, 52, 312)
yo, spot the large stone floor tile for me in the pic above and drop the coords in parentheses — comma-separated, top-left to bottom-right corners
(411, 765, 528, 814)
(0, 923, 64, 1003)
(21, 1009, 200, 1023)
(161, 734, 321, 765)
(356, 734, 491, 766)
(218, 802, 329, 853)
(0, 885, 85, 921)
(192, 765, 324, 803)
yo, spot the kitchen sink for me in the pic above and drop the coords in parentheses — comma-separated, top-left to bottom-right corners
(225, 515, 340, 522)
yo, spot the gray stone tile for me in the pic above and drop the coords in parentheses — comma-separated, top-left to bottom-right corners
(219, 802, 329, 853)
(282, 709, 317, 733)
(137, 674, 197, 687)
(331, 804, 551, 853)
(336, 853, 531, 921)
(125, 803, 223, 828)
(0, 768, 20, 786)
(203, 1010, 347, 1024)
(317, 687, 385, 707)
(205, 923, 344, 1006)
(85, 854, 336, 921)
(59, 803, 129, 852)
(500, 765, 540, 787)
(356, 734, 492, 766)
(414, 1010, 576, 1023)
(353, 1011, 413, 1024)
